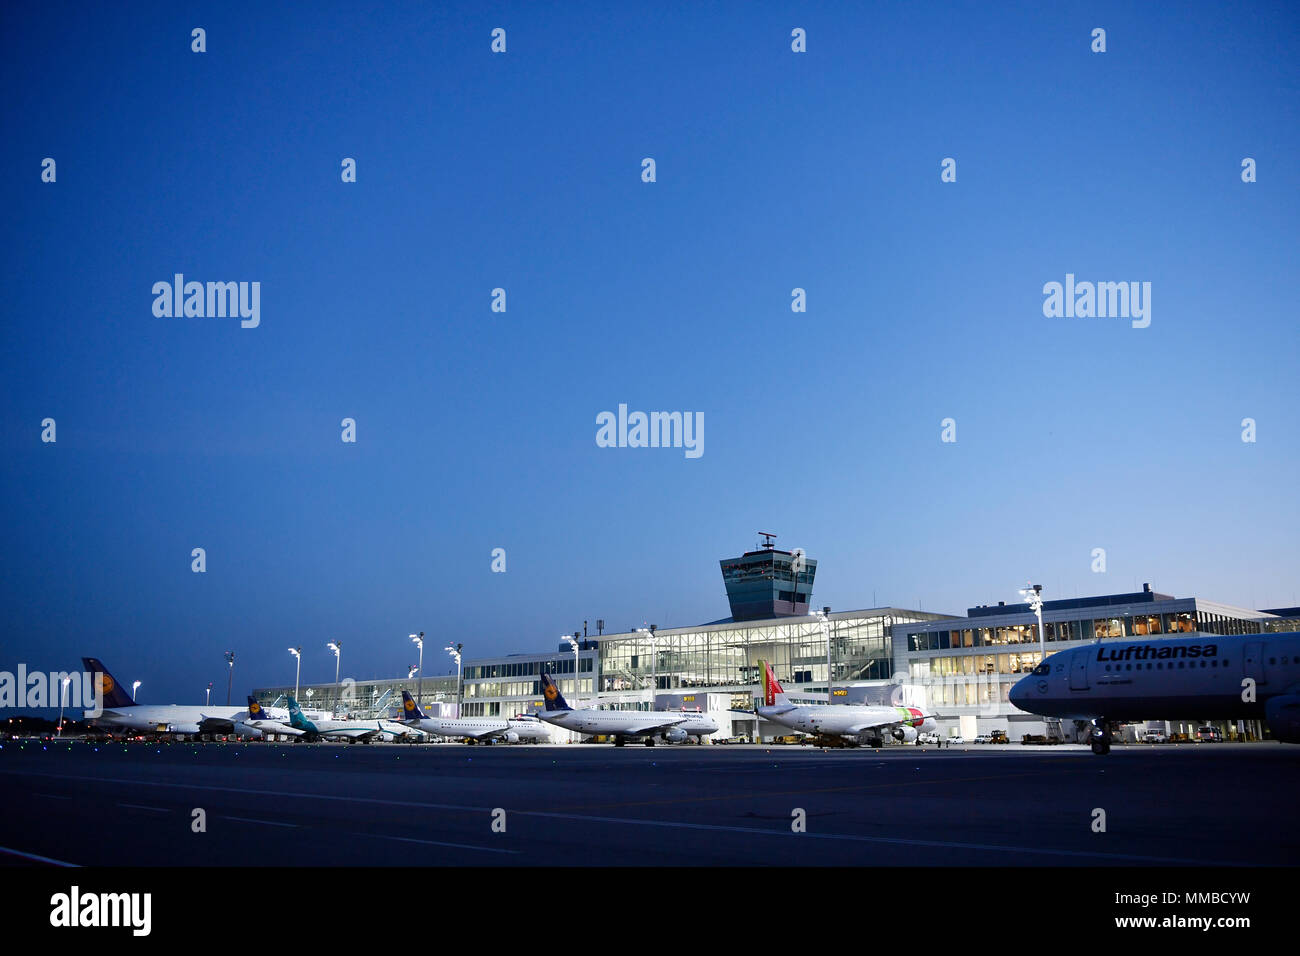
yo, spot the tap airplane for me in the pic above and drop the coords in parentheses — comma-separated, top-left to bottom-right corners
(1010, 631, 1300, 755)
(536, 672, 718, 746)
(398, 691, 548, 743)
(752, 660, 937, 746)
(81, 658, 267, 739)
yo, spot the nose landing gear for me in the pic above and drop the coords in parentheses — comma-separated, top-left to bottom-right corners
(1090, 718, 1112, 755)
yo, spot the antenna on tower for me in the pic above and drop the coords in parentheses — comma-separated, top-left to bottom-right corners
(758, 531, 777, 550)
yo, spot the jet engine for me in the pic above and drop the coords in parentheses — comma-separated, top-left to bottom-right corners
(231, 722, 264, 739)
(1265, 695, 1300, 743)
(891, 725, 919, 744)
(663, 728, 688, 743)
(160, 722, 201, 735)
(503, 731, 520, 743)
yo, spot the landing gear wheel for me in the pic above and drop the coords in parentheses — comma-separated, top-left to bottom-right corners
(645, 737, 656, 747)
(614, 736, 625, 747)
(1090, 719, 1112, 756)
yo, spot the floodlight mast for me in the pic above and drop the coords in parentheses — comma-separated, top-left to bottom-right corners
(1019, 583, 1045, 658)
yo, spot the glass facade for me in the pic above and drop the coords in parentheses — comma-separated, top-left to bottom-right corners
(597, 610, 945, 693)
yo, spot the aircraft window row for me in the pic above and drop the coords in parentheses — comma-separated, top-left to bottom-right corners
(1102, 659, 1230, 671)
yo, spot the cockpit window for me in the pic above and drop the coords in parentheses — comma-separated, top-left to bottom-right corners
(1032, 662, 1051, 676)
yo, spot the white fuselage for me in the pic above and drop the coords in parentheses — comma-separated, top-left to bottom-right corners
(406, 715, 549, 742)
(90, 704, 249, 735)
(540, 708, 719, 739)
(758, 702, 933, 738)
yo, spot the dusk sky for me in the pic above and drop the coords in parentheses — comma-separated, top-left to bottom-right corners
(3, 2, 1297, 703)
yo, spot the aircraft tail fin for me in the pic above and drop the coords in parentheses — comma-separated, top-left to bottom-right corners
(762, 660, 787, 707)
(539, 672, 571, 711)
(81, 658, 136, 709)
(286, 696, 310, 730)
(400, 690, 425, 721)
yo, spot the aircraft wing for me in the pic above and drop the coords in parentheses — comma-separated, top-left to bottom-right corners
(466, 725, 510, 740)
(843, 713, 938, 735)
(622, 718, 688, 736)
(197, 715, 238, 734)
(327, 727, 381, 741)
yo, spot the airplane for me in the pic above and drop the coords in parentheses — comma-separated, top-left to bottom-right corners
(536, 672, 718, 746)
(398, 691, 549, 743)
(285, 696, 416, 743)
(239, 696, 307, 738)
(81, 657, 267, 739)
(1009, 631, 1300, 755)
(747, 660, 937, 747)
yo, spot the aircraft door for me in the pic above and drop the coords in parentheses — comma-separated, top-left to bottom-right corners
(1069, 648, 1090, 691)
(1243, 642, 1268, 689)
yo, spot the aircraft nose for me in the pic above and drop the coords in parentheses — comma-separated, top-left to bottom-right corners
(1008, 679, 1027, 708)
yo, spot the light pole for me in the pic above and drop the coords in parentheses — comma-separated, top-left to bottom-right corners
(1020, 583, 1045, 659)
(58, 676, 71, 736)
(812, 606, 832, 702)
(288, 647, 301, 700)
(327, 642, 342, 715)
(445, 643, 462, 718)
(205, 682, 212, 706)
(132, 680, 141, 702)
(410, 632, 424, 710)
(562, 634, 580, 709)
(224, 651, 235, 705)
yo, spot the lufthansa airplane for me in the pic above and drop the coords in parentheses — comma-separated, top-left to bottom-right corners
(536, 672, 718, 746)
(398, 690, 548, 743)
(81, 658, 267, 738)
(1009, 631, 1300, 754)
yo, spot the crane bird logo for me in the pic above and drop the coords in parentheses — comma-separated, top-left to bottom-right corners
(101, 674, 115, 695)
(404, 697, 417, 713)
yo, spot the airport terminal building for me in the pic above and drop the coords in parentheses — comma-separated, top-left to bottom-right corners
(255, 541, 1295, 743)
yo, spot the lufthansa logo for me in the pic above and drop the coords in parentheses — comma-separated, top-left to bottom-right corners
(404, 699, 416, 711)
(1037, 680, 1049, 694)
(250, 702, 261, 714)
(544, 684, 557, 700)
(102, 674, 114, 694)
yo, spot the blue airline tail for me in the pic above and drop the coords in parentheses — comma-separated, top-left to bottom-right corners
(400, 690, 426, 722)
(539, 672, 571, 712)
(81, 657, 136, 709)
(246, 696, 270, 720)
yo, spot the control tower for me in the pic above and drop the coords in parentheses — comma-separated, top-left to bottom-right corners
(719, 533, 817, 621)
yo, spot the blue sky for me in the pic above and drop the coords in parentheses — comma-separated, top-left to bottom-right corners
(2, 1, 1297, 702)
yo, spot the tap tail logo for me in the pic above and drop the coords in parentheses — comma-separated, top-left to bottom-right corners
(761, 660, 786, 707)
